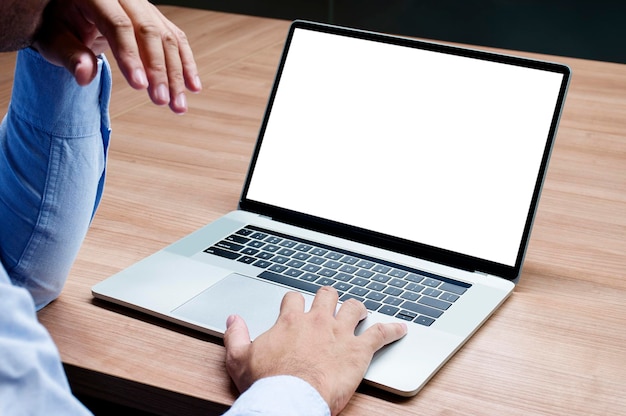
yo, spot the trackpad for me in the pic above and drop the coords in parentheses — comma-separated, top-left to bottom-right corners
(172, 273, 313, 340)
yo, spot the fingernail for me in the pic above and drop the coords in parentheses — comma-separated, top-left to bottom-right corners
(226, 315, 237, 327)
(133, 68, 148, 88)
(156, 83, 169, 104)
(194, 75, 202, 91)
(174, 92, 187, 112)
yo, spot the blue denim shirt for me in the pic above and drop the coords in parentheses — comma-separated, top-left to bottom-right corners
(0, 48, 328, 416)
(0, 47, 110, 415)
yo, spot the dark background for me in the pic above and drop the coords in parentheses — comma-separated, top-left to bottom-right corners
(153, 0, 626, 64)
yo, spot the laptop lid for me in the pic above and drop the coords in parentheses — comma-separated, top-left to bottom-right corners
(239, 21, 570, 281)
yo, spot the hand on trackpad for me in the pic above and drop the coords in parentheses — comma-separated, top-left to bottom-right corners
(172, 273, 315, 339)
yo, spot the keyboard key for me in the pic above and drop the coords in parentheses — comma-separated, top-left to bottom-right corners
(366, 291, 386, 301)
(247, 240, 265, 248)
(319, 268, 338, 277)
(440, 292, 460, 302)
(279, 240, 298, 248)
(388, 278, 407, 288)
(405, 273, 424, 283)
(422, 288, 442, 297)
(379, 305, 399, 316)
(372, 264, 391, 274)
(400, 291, 420, 301)
(405, 283, 425, 293)
(418, 296, 452, 310)
(204, 246, 240, 259)
(268, 264, 288, 273)
(215, 241, 244, 251)
(265, 236, 282, 244)
(293, 252, 311, 261)
(285, 269, 304, 277)
(366, 282, 386, 292)
(396, 310, 417, 321)
(308, 256, 326, 265)
(237, 256, 256, 264)
(350, 277, 369, 287)
(252, 260, 272, 268)
(241, 247, 259, 256)
(271, 255, 290, 264)
(263, 244, 281, 253)
(300, 273, 319, 282)
(294, 243, 313, 252)
(316, 277, 336, 286)
(389, 269, 407, 278)
(324, 260, 342, 269)
(340, 293, 364, 303)
(341, 255, 359, 265)
(356, 260, 375, 269)
(383, 287, 403, 296)
(250, 232, 268, 240)
(302, 264, 321, 273)
(371, 273, 391, 283)
(226, 234, 250, 244)
(325, 252, 343, 260)
(422, 278, 442, 287)
(277, 248, 296, 256)
(334, 282, 353, 292)
(236, 228, 254, 236)
(355, 269, 375, 278)
(310, 248, 328, 256)
(333, 273, 353, 282)
(401, 301, 443, 318)
(414, 315, 435, 326)
(259, 271, 321, 294)
(440, 282, 468, 295)
(349, 287, 369, 297)
(286, 259, 305, 268)
(255, 251, 273, 260)
(364, 300, 382, 311)
(383, 296, 403, 306)
(339, 265, 358, 274)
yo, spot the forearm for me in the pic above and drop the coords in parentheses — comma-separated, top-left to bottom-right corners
(0, 47, 111, 309)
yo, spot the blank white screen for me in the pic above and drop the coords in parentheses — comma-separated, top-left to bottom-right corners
(246, 28, 564, 267)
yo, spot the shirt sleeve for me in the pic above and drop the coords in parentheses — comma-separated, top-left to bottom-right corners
(0, 47, 112, 309)
(0, 265, 92, 415)
(223, 375, 331, 416)
(0, 48, 112, 415)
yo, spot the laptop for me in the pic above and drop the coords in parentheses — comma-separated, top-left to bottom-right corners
(92, 20, 570, 397)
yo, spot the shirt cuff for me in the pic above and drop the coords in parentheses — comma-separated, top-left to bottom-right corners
(225, 375, 330, 416)
(10, 47, 111, 139)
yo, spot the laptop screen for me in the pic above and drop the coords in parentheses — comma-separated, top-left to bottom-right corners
(242, 22, 569, 278)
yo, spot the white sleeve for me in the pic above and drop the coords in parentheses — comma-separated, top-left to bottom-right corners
(223, 375, 331, 416)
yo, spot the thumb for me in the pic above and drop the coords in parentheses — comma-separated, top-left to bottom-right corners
(223, 314, 252, 359)
(223, 315, 253, 391)
(34, 29, 99, 86)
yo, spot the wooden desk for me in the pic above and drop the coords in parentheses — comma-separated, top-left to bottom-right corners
(2, 5, 624, 415)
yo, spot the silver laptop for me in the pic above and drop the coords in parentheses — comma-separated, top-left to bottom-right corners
(92, 21, 570, 397)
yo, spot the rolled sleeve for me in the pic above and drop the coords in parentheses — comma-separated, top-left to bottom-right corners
(0, 48, 112, 309)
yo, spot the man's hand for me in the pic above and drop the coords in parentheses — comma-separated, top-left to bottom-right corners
(223, 286, 408, 415)
(33, 0, 201, 113)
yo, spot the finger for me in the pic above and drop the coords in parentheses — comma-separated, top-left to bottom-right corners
(334, 298, 368, 327)
(34, 29, 99, 86)
(308, 286, 339, 314)
(360, 322, 408, 352)
(162, 17, 202, 93)
(279, 291, 306, 318)
(160, 20, 187, 113)
(81, 0, 148, 89)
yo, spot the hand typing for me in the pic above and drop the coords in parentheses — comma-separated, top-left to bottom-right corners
(223, 286, 408, 415)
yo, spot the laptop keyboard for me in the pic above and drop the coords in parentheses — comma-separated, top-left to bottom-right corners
(204, 225, 471, 326)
